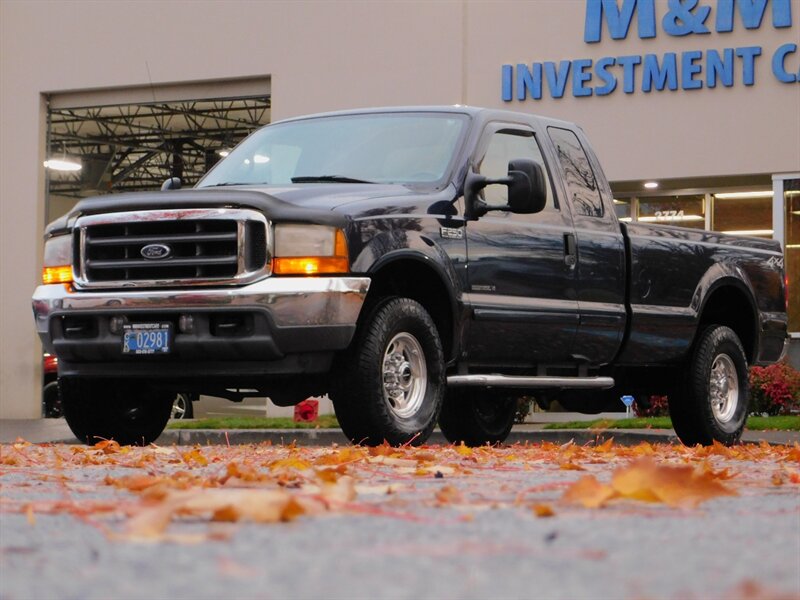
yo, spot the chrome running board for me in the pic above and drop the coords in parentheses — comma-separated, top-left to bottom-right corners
(446, 375, 615, 389)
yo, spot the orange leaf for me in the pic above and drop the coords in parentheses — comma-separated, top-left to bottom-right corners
(562, 475, 616, 508)
(559, 462, 586, 471)
(93, 440, 121, 454)
(611, 458, 736, 507)
(435, 485, 463, 505)
(593, 438, 615, 453)
(531, 503, 555, 518)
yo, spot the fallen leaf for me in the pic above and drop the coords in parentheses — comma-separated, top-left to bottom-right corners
(611, 458, 736, 507)
(531, 504, 555, 518)
(562, 475, 616, 508)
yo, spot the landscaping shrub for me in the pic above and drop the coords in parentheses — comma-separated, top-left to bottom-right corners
(634, 395, 670, 417)
(749, 362, 800, 416)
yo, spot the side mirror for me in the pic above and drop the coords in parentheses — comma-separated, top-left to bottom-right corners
(464, 158, 547, 219)
(161, 177, 182, 191)
(507, 159, 547, 214)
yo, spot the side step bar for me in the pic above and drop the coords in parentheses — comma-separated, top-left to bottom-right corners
(447, 375, 615, 390)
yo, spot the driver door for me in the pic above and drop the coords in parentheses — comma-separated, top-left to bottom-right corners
(464, 123, 579, 366)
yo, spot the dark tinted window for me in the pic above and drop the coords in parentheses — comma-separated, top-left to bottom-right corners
(548, 127, 603, 218)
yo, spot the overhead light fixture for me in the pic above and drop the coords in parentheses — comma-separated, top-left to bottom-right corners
(218, 149, 231, 157)
(43, 158, 82, 172)
(714, 191, 772, 199)
(720, 229, 773, 236)
(786, 244, 800, 249)
(612, 199, 628, 204)
(643, 181, 659, 189)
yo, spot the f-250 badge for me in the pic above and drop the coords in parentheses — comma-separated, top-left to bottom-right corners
(439, 226, 464, 240)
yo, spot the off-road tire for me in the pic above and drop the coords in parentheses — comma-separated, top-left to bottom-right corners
(60, 378, 173, 446)
(668, 325, 749, 446)
(438, 388, 516, 446)
(331, 297, 445, 446)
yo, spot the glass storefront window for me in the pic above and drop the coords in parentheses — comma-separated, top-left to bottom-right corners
(785, 179, 800, 333)
(638, 194, 705, 229)
(713, 192, 773, 238)
(613, 199, 631, 222)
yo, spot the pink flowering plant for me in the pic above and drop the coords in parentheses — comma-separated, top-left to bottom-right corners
(748, 362, 800, 416)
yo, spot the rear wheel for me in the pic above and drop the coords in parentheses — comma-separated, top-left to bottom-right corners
(438, 388, 516, 446)
(669, 325, 749, 446)
(170, 393, 194, 420)
(60, 379, 173, 446)
(331, 297, 445, 446)
(42, 380, 62, 418)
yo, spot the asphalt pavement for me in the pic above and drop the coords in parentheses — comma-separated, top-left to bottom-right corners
(1, 439, 798, 600)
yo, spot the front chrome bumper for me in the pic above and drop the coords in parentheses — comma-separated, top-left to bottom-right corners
(33, 276, 370, 334)
(32, 276, 371, 372)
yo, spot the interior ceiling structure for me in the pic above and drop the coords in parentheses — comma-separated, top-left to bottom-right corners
(47, 96, 271, 198)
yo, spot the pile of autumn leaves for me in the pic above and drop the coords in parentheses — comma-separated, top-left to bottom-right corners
(2, 438, 799, 542)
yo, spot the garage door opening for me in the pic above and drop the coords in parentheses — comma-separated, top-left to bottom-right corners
(44, 78, 271, 222)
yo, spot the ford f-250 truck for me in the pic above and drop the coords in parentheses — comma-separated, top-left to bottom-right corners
(32, 106, 789, 447)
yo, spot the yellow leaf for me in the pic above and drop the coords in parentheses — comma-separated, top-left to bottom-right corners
(455, 442, 473, 457)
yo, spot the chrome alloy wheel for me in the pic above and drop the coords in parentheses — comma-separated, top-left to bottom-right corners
(710, 353, 738, 423)
(382, 332, 427, 418)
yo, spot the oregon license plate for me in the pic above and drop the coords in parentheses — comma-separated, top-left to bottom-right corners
(122, 323, 172, 355)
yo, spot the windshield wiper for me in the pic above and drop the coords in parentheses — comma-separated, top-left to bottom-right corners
(291, 175, 374, 184)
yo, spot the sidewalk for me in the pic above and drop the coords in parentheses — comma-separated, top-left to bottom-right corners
(1, 418, 797, 446)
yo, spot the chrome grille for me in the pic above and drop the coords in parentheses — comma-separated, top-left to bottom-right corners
(74, 208, 270, 288)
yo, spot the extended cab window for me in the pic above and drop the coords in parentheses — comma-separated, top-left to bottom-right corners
(548, 127, 603, 218)
(477, 129, 554, 208)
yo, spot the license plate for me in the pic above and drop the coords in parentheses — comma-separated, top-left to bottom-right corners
(122, 323, 172, 355)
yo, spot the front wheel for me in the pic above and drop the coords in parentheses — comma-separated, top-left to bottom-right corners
(331, 297, 445, 446)
(61, 379, 173, 446)
(438, 388, 516, 446)
(668, 325, 749, 446)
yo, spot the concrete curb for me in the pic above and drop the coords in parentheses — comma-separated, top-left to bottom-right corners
(155, 428, 796, 446)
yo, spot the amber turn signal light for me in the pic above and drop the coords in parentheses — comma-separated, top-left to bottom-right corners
(272, 229, 349, 275)
(42, 265, 73, 284)
(273, 256, 349, 275)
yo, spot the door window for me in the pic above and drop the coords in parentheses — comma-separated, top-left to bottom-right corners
(477, 129, 554, 208)
(547, 127, 604, 218)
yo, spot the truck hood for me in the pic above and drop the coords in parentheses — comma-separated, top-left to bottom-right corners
(47, 183, 421, 235)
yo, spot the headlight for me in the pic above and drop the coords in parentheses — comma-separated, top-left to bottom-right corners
(42, 234, 74, 284)
(272, 224, 349, 275)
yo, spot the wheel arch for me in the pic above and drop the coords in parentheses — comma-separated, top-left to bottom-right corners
(695, 277, 759, 364)
(364, 252, 460, 363)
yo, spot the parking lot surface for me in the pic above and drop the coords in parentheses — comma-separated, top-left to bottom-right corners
(1, 440, 799, 600)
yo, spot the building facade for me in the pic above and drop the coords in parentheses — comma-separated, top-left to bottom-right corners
(1, 0, 798, 417)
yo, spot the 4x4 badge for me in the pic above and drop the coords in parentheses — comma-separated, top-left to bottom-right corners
(141, 244, 172, 260)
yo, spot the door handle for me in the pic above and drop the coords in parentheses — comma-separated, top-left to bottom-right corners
(564, 233, 577, 268)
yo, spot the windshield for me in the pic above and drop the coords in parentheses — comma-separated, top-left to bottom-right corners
(198, 112, 469, 187)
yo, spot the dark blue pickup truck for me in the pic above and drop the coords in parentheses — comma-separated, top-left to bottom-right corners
(33, 106, 789, 447)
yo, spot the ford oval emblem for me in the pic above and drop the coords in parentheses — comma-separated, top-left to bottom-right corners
(140, 244, 172, 260)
